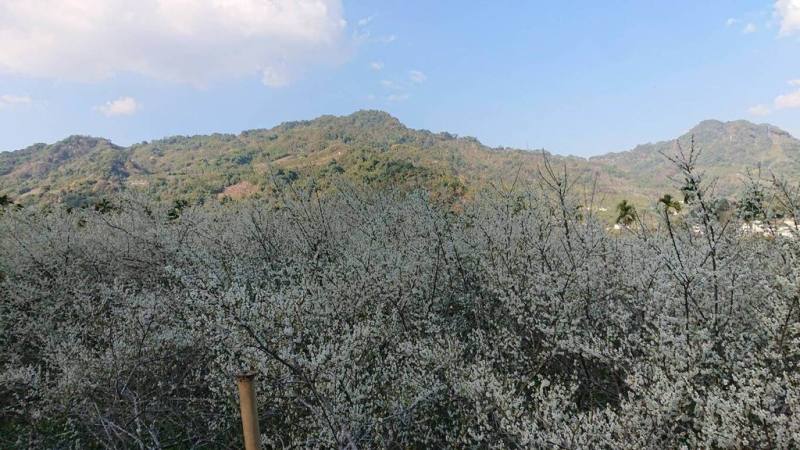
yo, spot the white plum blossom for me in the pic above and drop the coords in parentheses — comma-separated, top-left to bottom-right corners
(0, 151, 798, 448)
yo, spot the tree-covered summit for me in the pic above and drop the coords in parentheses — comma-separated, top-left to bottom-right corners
(2, 111, 798, 212)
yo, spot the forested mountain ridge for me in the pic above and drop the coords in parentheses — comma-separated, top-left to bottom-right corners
(2, 110, 798, 209)
(591, 119, 800, 196)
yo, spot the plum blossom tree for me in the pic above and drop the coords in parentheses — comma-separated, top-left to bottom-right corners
(0, 156, 798, 448)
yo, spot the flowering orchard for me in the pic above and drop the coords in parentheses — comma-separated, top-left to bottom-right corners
(1, 153, 798, 448)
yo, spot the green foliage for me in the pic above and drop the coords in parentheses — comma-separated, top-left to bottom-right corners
(93, 198, 115, 214)
(167, 199, 189, 221)
(738, 178, 767, 222)
(616, 199, 637, 226)
(658, 194, 682, 213)
(2, 112, 798, 217)
(232, 152, 253, 165)
(274, 168, 299, 184)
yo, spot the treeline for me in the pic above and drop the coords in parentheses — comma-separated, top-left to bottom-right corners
(1, 152, 798, 448)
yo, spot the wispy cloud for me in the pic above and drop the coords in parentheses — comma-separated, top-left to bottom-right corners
(357, 16, 374, 27)
(370, 61, 384, 71)
(409, 70, 427, 83)
(726, 16, 762, 34)
(387, 93, 409, 102)
(0, 0, 348, 87)
(0, 94, 32, 109)
(747, 78, 800, 114)
(262, 65, 292, 88)
(376, 70, 426, 102)
(748, 104, 771, 116)
(776, 0, 800, 35)
(381, 80, 402, 90)
(379, 34, 397, 43)
(775, 89, 800, 109)
(95, 97, 140, 117)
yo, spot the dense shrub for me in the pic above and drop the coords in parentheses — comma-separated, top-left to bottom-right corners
(1, 154, 798, 448)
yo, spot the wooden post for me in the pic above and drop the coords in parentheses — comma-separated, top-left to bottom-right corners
(236, 371, 261, 450)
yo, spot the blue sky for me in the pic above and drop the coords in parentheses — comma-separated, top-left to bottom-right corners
(1, 0, 799, 156)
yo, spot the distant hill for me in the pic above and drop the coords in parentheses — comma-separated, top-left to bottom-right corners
(0, 136, 129, 206)
(1, 111, 798, 211)
(592, 119, 800, 196)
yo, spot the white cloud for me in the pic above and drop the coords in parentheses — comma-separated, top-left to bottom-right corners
(409, 70, 427, 83)
(370, 61, 384, 71)
(775, 0, 800, 35)
(743, 23, 757, 33)
(380, 34, 397, 43)
(0, 0, 348, 87)
(261, 65, 292, 88)
(387, 93, 409, 102)
(748, 104, 771, 116)
(0, 94, 31, 108)
(357, 16, 373, 27)
(95, 97, 140, 117)
(726, 18, 740, 27)
(381, 79, 401, 90)
(775, 89, 800, 109)
(752, 80, 800, 113)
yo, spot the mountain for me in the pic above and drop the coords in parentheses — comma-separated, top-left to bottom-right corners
(592, 119, 800, 196)
(1, 111, 798, 210)
(0, 136, 130, 206)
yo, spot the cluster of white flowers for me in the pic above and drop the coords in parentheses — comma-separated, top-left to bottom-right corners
(1, 156, 798, 448)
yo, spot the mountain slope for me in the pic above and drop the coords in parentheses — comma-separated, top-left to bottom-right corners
(592, 119, 800, 196)
(0, 136, 132, 205)
(1, 111, 798, 209)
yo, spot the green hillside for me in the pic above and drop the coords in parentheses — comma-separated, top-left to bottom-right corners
(591, 119, 800, 195)
(1, 111, 798, 211)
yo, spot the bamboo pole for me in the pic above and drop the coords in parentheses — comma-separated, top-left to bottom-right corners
(236, 371, 261, 450)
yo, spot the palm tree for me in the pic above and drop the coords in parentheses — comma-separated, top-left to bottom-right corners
(616, 200, 637, 226)
(658, 194, 682, 214)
